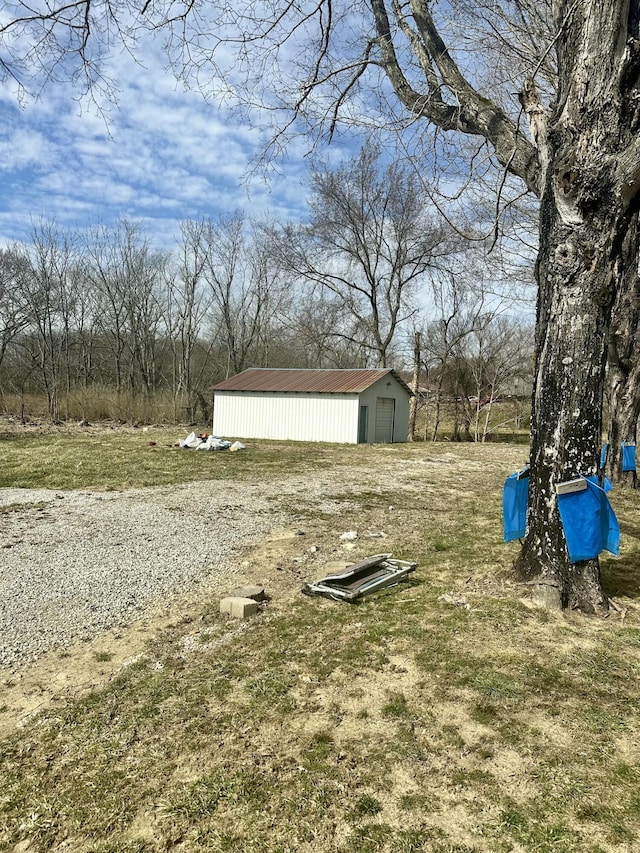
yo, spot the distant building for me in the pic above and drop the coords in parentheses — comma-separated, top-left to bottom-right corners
(212, 368, 412, 444)
(501, 374, 534, 400)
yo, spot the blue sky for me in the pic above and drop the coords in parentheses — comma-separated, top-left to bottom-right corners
(0, 40, 347, 249)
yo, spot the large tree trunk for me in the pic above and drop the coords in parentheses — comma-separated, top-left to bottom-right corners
(514, 195, 627, 612)
(514, 4, 640, 612)
(605, 217, 640, 488)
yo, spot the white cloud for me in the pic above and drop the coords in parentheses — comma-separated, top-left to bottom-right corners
(0, 35, 318, 246)
(0, 128, 50, 170)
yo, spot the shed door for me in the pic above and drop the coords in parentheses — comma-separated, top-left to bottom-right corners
(358, 406, 368, 444)
(375, 397, 395, 443)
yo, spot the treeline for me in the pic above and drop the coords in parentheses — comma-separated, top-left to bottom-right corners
(0, 147, 534, 432)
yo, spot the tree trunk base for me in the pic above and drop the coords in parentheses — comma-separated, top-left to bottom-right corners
(530, 581, 563, 611)
(514, 543, 609, 616)
(565, 562, 609, 614)
(620, 471, 638, 490)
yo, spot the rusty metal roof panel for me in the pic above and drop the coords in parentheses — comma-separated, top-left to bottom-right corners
(212, 368, 412, 395)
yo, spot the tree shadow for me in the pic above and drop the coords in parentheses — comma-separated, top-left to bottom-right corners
(619, 520, 640, 542)
(601, 552, 640, 601)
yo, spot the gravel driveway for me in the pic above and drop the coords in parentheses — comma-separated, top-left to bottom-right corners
(0, 478, 298, 669)
(0, 453, 400, 672)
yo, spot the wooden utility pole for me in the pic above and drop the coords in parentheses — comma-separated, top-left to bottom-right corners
(409, 331, 421, 441)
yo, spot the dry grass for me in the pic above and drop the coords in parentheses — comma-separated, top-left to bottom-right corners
(1, 389, 195, 425)
(0, 426, 639, 853)
(0, 422, 342, 490)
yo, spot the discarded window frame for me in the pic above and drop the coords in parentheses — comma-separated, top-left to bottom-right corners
(302, 553, 417, 602)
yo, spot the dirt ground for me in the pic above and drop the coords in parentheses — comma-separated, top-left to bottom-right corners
(0, 521, 335, 736)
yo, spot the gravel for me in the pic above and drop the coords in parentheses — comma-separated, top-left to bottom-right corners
(0, 450, 418, 670)
(0, 479, 294, 669)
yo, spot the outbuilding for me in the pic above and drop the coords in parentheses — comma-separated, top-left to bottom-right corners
(212, 368, 412, 444)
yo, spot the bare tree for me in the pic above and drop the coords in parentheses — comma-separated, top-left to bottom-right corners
(200, 214, 285, 377)
(0, 247, 30, 377)
(277, 144, 450, 368)
(17, 222, 79, 420)
(359, 0, 640, 612)
(67, 261, 100, 391)
(423, 271, 490, 442)
(165, 220, 215, 422)
(0, 247, 33, 417)
(84, 223, 131, 394)
(84, 220, 166, 396)
(280, 290, 372, 369)
(464, 317, 533, 443)
(408, 330, 421, 440)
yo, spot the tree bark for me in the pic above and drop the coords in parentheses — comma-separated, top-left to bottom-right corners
(514, 3, 640, 611)
(606, 217, 640, 487)
(514, 199, 628, 611)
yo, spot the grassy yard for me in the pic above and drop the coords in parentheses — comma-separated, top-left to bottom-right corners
(0, 425, 342, 490)
(0, 425, 639, 852)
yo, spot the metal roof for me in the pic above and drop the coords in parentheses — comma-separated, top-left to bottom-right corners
(212, 368, 413, 395)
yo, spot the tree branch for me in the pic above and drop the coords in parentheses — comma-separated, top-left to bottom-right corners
(370, 0, 541, 195)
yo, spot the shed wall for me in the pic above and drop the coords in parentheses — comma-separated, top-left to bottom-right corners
(358, 376, 411, 442)
(213, 392, 360, 443)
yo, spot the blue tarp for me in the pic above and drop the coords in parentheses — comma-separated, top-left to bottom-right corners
(502, 468, 529, 542)
(503, 468, 619, 562)
(601, 442, 636, 472)
(600, 444, 609, 469)
(556, 476, 620, 563)
(622, 442, 636, 473)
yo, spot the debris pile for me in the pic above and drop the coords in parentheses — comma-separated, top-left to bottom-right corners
(178, 431, 246, 451)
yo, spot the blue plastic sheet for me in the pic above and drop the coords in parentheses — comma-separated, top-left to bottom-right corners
(556, 476, 619, 564)
(622, 442, 636, 473)
(503, 468, 529, 542)
(600, 444, 609, 469)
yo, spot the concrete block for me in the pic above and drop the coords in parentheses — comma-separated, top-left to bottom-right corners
(220, 596, 259, 619)
(229, 585, 267, 602)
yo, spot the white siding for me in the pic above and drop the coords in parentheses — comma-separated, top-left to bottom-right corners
(213, 391, 360, 443)
(392, 391, 410, 442)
